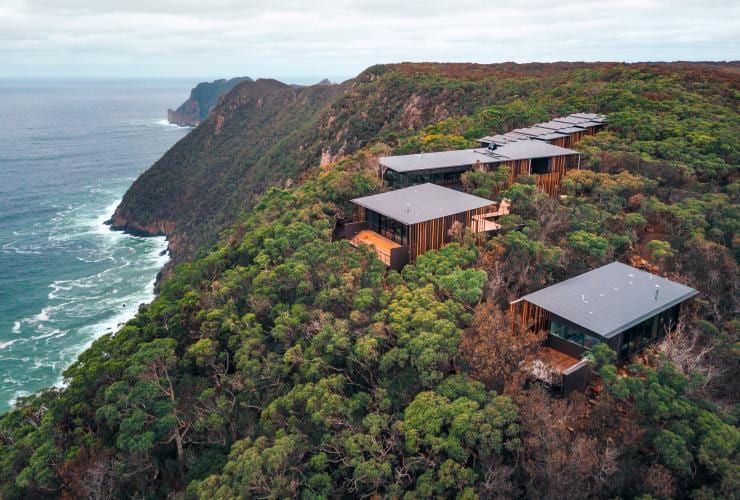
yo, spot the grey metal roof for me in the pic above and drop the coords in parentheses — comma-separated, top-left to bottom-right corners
(536, 120, 586, 131)
(478, 134, 530, 146)
(553, 116, 589, 125)
(379, 149, 496, 173)
(571, 112, 607, 122)
(553, 115, 607, 128)
(533, 132, 568, 141)
(559, 126, 590, 134)
(514, 126, 556, 137)
(576, 120, 604, 128)
(480, 113, 606, 148)
(351, 183, 494, 225)
(380, 141, 580, 174)
(522, 262, 698, 338)
(482, 141, 580, 161)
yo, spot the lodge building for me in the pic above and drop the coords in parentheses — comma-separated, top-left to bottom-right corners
(378, 112, 605, 197)
(336, 183, 506, 269)
(478, 112, 607, 149)
(511, 262, 698, 394)
(336, 112, 695, 397)
(380, 141, 581, 196)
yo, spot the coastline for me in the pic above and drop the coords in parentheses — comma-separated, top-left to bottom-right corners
(1, 197, 171, 413)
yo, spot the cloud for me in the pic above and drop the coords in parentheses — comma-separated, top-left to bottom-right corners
(0, 0, 738, 80)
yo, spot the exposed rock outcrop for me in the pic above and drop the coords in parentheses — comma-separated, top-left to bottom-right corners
(167, 76, 253, 127)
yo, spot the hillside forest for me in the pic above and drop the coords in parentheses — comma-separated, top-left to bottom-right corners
(0, 62, 738, 499)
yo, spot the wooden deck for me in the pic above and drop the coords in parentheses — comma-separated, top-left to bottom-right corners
(350, 230, 402, 266)
(471, 199, 510, 233)
(537, 346, 582, 374)
(472, 214, 501, 232)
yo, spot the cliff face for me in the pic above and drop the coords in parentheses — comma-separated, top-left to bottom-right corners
(112, 77, 344, 264)
(167, 76, 253, 126)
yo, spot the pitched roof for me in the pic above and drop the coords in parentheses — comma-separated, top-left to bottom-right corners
(378, 149, 496, 173)
(522, 262, 698, 338)
(351, 183, 494, 225)
(480, 113, 606, 147)
(576, 120, 605, 128)
(514, 126, 557, 137)
(482, 141, 580, 161)
(571, 112, 607, 122)
(536, 120, 585, 131)
(479, 133, 532, 145)
(554, 116, 590, 125)
(533, 132, 569, 141)
(380, 141, 580, 174)
(553, 115, 607, 128)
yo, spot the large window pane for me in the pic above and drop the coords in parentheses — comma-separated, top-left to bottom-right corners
(550, 321, 601, 350)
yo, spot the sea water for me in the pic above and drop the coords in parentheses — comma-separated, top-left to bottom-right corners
(0, 80, 191, 412)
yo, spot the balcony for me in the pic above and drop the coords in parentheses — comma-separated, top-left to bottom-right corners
(350, 230, 408, 269)
(471, 198, 510, 233)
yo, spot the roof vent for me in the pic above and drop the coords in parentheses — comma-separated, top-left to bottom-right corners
(581, 294, 585, 301)
(406, 203, 410, 213)
(654, 284, 660, 300)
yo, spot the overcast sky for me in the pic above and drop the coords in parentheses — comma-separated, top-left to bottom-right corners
(1, 0, 738, 83)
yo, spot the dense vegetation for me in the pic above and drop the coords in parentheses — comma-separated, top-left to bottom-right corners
(1, 62, 738, 499)
(114, 61, 737, 268)
(168, 76, 253, 126)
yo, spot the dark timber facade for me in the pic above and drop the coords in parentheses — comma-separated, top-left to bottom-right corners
(380, 142, 581, 196)
(511, 262, 698, 395)
(337, 183, 497, 269)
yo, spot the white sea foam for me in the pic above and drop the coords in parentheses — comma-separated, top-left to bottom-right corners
(32, 307, 51, 322)
(0, 340, 17, 350)
(19, 195, 171, 392)
(8, 391, 30, 408)
(0, 95, 188, 412)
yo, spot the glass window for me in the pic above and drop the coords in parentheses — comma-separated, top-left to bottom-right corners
(531, 157, 549, 174)
(619, 306, 680, 358)
(550, 320, 601, 350)
(365, 209, 408, 246)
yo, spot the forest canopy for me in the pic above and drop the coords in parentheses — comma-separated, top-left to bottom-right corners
(0, 62, 737, 499)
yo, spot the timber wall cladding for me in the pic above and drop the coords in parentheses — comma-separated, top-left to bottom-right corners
(493, 153, 580, 196)
(407, 205, 495, 260)
(354, 205, 366, 222)
(501, 159, 531, 185)
(534, 153, 580, 195)
(510, 300, 551, 335)
(568, 130, 586, 143)
(547, 137, 569, 148)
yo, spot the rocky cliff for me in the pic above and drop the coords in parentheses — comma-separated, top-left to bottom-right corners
(112, 77, 344, 265)
(167, 76, 253, 126)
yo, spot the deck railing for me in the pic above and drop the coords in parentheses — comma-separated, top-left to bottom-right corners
(350, 235, 392, 266)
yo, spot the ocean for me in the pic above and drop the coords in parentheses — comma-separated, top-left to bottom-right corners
(0, 80, 191, 413)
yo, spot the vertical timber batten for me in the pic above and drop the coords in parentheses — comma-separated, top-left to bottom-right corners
(407, 204, 495, 261)
(510, 299, 551, 335)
